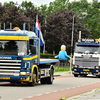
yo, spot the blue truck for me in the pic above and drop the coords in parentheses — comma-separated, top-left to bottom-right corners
(0, 28, 58, 86)
(72, 39, 100, 77)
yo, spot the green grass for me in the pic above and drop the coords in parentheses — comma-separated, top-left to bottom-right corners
(54, 66, 70, 73)
(59, 97, 68, 100)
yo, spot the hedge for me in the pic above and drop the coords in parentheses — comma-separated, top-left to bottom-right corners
(40, 53, 57, 59)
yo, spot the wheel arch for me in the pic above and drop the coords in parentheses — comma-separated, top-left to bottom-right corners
(31, 65, 38, 82)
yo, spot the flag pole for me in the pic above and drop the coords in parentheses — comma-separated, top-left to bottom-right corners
(43, 42, 45, 54)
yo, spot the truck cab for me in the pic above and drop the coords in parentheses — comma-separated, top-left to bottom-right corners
(72, 39, 100, 77)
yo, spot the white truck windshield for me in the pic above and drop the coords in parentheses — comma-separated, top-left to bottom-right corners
(0, 40, 27, 55)
(75, 45, 100, 54)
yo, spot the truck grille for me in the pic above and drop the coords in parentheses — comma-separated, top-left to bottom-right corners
(0, 60, 21, 76)
(75, 57, 99, 68)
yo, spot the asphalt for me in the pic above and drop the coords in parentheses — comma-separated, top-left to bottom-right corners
(54, 71, 100, 100)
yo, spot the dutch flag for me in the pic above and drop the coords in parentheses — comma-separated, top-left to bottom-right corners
(35, 15, 45, 46)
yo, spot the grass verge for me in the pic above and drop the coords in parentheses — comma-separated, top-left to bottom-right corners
(54, 66, 70, 73)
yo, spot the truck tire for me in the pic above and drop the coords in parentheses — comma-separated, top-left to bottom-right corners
(46, 69, 53, 84)
(40, 78, 47, 84)
(84, 74, 87, 77)
(10, 82, 16, 83)
(74, 74, 78, 77)
(96, 75, 100, 78)
(28, 70, 36, 86)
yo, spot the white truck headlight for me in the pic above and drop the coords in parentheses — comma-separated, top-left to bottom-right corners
(20, 72, 27, 75)
(75, 65, 78, 68)
(96, 66, 99, 69)
(74, 69, 77, 71)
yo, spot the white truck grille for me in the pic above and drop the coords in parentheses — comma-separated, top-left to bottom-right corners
(75, 57, 99, 68)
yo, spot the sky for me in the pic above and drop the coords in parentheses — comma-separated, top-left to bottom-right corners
(0, 0, 97, 7)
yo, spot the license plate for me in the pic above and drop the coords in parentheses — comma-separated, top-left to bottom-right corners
(84, 69, 89, 71)
(1, 77, 10, 79)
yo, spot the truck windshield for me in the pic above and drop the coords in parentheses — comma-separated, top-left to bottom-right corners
(0, 40, 27, 55)
(75, 45, 100, 54)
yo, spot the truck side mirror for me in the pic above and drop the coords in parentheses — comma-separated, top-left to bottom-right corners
(30, 46, 36, 54)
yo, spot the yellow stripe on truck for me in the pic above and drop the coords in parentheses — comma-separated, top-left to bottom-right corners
(23, 55, 38, 60)
(0, 36, 29, 41)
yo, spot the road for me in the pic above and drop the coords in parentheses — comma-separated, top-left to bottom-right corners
(0, 75, 100, 100)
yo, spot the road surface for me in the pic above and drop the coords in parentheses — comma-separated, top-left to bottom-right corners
(0, 75, 100, 100)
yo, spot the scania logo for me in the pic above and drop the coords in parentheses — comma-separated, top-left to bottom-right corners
(0, 57, 12, 59)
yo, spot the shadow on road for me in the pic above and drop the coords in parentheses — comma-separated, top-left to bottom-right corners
(0, 82, 42, 87)
(77, 75, 100, 79)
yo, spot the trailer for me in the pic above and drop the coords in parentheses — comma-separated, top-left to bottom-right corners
(72, 38, 100, 77)
(0, 28, 59, 86)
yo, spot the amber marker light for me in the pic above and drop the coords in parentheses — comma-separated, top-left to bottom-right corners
(27, 72, 30, 75)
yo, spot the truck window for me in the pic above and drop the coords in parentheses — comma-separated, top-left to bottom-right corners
(0, 40, 28, 55)
(75, 45, 100, 54)
(29, 39, 34, 45)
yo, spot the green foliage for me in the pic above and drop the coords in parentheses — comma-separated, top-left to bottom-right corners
(59, 97, 68, 100)
(40, 4, 48, 17)
(40, 0, 70, 18)
(54, 66, 70, 72)
(40, 53, 56, 58)
(68, 0, 100, 39)
(21, 1, 37, 10)
(4, 1, 15, 8)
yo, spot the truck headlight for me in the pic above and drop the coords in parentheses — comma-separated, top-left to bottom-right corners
(96, 66, 99, 69)
(74, 69, 77, 71)
(20, 72, 27, 75)
(20, 72, 30, 75)
(75, 65, 78, 68)
(96, 70, 99, 72)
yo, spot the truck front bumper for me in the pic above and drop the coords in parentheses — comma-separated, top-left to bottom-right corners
(72, 68, 100, 75)
(0, 76, 30, 82)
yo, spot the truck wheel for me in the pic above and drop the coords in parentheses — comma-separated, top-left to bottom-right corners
(96, 75, 100, 78)
(10, 82, 16, 83)
(28, 70, 36, 86)
(40, 78, 46, 84)
(84, 74, 87, 77)
(46, 70, 53, 84)
(74, 74, 78, 77)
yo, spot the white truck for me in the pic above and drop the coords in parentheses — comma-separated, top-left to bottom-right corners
(72, 38, 100, 77)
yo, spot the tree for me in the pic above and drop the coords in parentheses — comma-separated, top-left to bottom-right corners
(4, 1, 15, 8)
(0, 5, 31, 30)
(84, 0, 100, 38)
(0, 3, 6, 19)
(21, 1, 37, 10)
(40, 4, 48, 17)
(40, 0, 70, 18)
(42, 9, 90, 54)
(23, 8, 45, 31)
(68, 0, 100, 39)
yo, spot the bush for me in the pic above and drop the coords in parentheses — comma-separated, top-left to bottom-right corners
(40, 53, 56, 59)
